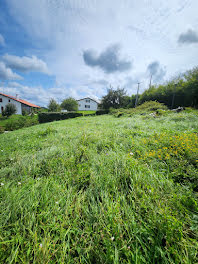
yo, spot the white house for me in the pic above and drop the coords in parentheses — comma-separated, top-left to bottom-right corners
(0, 92, 40, 115)
(77, 97, 98, 111)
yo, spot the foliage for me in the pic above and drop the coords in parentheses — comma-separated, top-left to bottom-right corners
(100, 87, 131, 109)
(0, 112, 198, 263)
(0, 126, 4, 134)
(1, 115, 39, 131)
(38, 112, 83, 123)
(111, 101, 168, 117)
(47, 98, 60, 112)
(61, 97, 78, 111)
(139, 66, 198, 108)
(2, 103, 17, 117)
(22, 109, 28, 116)
(96, 109, 110, 115)
(77, 110, 96, 115)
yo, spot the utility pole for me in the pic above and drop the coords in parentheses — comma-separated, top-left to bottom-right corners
(171, 83, 177, 109)
(149, 74, 152, 89)
(135, 82, 141, 107)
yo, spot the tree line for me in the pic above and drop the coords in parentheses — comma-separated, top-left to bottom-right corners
(47, 65, 198, 112)
(48, 97, 78, 112)
(99, 66, 198, 109)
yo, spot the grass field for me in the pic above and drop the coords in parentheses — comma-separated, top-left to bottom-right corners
(77, 110, 96, 115)
(0, 111, 198, 263)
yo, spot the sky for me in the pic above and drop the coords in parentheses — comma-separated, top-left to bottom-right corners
(0, 0, 198, 106)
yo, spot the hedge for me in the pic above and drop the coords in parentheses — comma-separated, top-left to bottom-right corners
(38, 112, 83, 123)
(96, 109, 109, 115)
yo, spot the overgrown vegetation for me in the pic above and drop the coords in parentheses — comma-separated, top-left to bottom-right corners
(0, 114, 38, 132)
(110, 101, 168, 117)
(99, 66, 198, 110)
(2, 103, 17, 117)
(0, 111, 198, 263)
(140, 67, 198, 108)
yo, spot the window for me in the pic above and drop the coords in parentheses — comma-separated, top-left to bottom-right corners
(0, 98, 2, 102)
(85, 105, 90, 108)
(85, 99, 90, 103)
(1, 106, 4, 112)
(79, 104, 81, 107)
(9, 99, 10, 102)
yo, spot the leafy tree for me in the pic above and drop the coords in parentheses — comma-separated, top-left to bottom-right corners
(100, 87, 128, 109)
(61, 97, 78, 111)
(48, 99, 60, 112)
(2, 103, 17, 117)
(139, 66, 198, 108)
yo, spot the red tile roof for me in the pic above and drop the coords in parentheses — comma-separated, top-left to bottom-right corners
(0, 92, 40, 108)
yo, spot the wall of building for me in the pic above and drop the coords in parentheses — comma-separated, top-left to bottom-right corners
(78, 98, 98, 111)
(0, 95, 22, 115)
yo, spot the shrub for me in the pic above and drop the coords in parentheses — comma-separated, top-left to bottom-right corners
(4, 116, 38, 131)
(38, 112, 83, 123)
(111, 101, 168, 117)
(2, 103, 17, 117)
(96, 109, 109, 115)
(22, 109, 28, 116)
(0, 126, 4, 134)
(135, 101, 168, 111)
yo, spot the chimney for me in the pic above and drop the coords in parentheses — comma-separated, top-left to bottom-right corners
(15, 94, 18, 99)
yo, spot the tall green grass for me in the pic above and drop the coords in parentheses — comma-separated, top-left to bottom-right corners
(0, 112, 198, 263)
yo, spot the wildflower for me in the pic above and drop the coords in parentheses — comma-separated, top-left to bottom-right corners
(1, 183, 4, 186)
(149, 189, 151, 193)
(55, 201, 59, 204)
(130, 152, 134, 156)
(128, 246, 130, 249)
(111, 237, 115, 241)
(39, 243, 43, 248)
(18, 182, 21, 185)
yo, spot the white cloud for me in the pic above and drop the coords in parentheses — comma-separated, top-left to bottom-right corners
(0, 34, 5, 46)
(0, 62, 23, 80)
(5, 0, 198, 99)
(2, 54, 49, 74)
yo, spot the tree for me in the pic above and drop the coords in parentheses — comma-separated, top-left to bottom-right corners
(61, 97, 78, 111)
(100, 87, 127, 109)
(2, 103, 17, 117)
(48, 99, 60, 112)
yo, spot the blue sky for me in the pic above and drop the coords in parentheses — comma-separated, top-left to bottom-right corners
(0, 0, 198, 106)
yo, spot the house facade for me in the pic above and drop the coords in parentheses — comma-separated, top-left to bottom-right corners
(77, 97, 98, 111)
(0, 93, 40, 115)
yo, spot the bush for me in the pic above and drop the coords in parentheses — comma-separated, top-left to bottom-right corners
(110, 101, 168, 117)
(2, 103, 17, 117)
(4, 116, 38, 131)
(38, 112, 83, 123)
(96, 109, 109, 115)
(22, 109, 28, 116)
(136, 101, 168, 111)
(0, 126, 4, 134)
